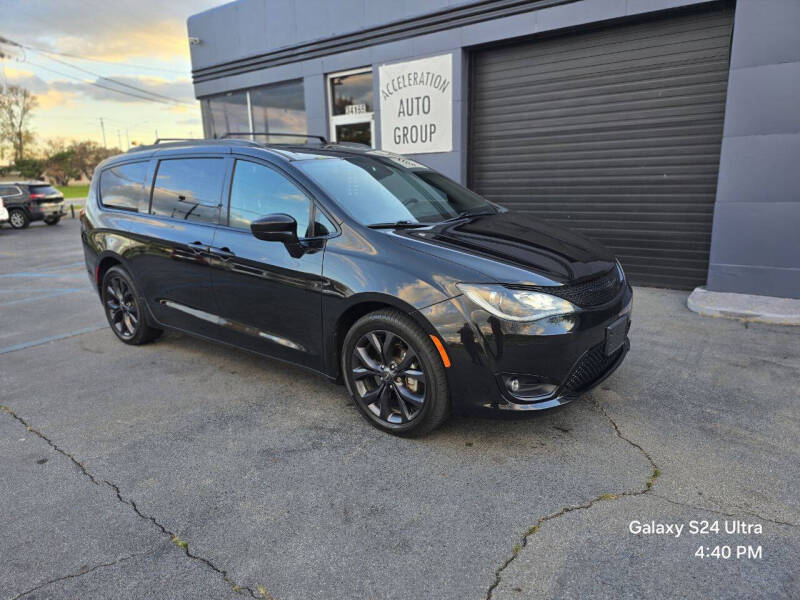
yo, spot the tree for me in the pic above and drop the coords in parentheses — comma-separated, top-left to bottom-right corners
(68, 140, 116, 179)
(36, 139, 119, 185)
(14, 158, 45, 180)
(0, 85, 38, 162)
(44, 150, 79, 185)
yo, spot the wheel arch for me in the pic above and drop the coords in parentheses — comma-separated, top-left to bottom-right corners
(327, 293, 440, 382)
(94, 253, 125, 297)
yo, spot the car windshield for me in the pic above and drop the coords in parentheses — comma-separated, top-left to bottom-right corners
(296, 156, 495, 225)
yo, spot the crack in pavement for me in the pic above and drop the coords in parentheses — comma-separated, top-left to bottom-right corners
(484, 400, 660, 600)
(9, 547, 156, 600)
(652, 493, 797, 528)
(1, 405, 262, 599)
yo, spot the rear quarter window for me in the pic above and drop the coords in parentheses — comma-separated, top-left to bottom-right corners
(100, 162, 150, 212)
(0, 186, 22, 197)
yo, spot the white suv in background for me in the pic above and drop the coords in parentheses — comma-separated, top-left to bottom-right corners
(0, 197, 9, 224)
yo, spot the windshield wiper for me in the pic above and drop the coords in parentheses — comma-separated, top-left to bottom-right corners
(438, 209, 497, 223)
(367, 220, 429, 229)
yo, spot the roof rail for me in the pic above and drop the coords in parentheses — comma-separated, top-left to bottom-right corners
(153, 137, 206, 144)
(221, 132, 328, 144)
(127, 138, 261, 153)
(334, 141, 371, 149)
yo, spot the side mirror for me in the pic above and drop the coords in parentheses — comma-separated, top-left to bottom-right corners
(251, 213, 298, 244)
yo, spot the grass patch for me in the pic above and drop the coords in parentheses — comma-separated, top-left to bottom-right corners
(646, 467, 661, 490)
(56, 184, 89, 199)
(171, 535, 188, 550)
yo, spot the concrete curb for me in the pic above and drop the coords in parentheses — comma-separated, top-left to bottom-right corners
(687, 287, 800, 326)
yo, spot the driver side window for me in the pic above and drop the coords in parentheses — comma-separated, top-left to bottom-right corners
(229, 160, 312, 236)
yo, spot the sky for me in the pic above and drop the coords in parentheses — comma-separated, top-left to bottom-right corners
(0, 0, 223, 151)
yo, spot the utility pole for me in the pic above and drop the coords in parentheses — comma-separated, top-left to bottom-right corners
(125, 129, 130, 150)
(117, 129, 122, 149)
(99, 118, 107, 148)
(154, 129, 159, 142)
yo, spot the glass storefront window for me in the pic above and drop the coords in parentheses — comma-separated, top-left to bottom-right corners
(200, 80, 307, 139)
(251, 80, 307, 134)
(203, 91, 249, 138)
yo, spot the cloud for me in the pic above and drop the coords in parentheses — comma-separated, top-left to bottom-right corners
(50, 75, 196, 105)
(36, 89, 78, 109)
(6, 66, 195, 108)
(53, 21, 192, 62)
(4, 67, 50, 94)
(4, 0, 220, 62)
(4, 67, 77, 108)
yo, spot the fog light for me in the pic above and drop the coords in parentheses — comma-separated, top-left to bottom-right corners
(501, 374, 557, 401)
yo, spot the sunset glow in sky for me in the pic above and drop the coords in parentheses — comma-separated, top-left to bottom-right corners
(0, 0, 222, 150)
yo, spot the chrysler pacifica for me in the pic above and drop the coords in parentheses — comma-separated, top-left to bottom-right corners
(81, 138, 631, 435)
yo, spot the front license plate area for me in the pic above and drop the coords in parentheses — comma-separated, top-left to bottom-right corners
(604, 316, 628, 356)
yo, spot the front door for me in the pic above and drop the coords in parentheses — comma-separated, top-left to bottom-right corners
(209, 158, 330, 369)
(126, 156, 227, 335)
(327, 68, 374, 146)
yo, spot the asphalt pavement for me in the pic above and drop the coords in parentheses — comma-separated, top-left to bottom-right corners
(1, 218, 797, 599)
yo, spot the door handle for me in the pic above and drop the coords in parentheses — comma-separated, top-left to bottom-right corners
(187, 240, 209, 254)
(210, 246, 236, 259)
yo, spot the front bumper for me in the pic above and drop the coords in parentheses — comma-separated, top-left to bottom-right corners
(417, 284, 633, 415)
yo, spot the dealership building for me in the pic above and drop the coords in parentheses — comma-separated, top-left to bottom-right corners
(188, 0, 800, 299)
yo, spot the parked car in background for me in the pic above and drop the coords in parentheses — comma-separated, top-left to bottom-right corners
(0, 197, 8, 224)
(0, 182, 66, 229)
(81, 138, 631, 436)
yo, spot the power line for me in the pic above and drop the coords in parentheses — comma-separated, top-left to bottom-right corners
(37, 51, 193, 106)
(23, 59, 185, 106)
(0, 36, 193, 106)
(23, 45, 187, 75)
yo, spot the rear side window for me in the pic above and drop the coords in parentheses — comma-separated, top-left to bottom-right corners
(0, 186, 21, 197)
(151, 158, 224, 224)
(100, 162, 149, 212)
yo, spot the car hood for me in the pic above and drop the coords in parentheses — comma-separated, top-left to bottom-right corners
(393, 212, 617, 285)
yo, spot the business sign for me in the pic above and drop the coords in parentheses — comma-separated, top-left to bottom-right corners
(378, 53, 453, 154)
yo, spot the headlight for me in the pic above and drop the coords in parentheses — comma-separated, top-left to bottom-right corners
(456, 283, 578, 322)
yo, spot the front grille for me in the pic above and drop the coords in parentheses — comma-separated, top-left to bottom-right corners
(564, 343, 624, 392)
(534, 268, 622, 308)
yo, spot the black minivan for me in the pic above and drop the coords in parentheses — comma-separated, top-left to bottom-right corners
(81, 138, 631, 435)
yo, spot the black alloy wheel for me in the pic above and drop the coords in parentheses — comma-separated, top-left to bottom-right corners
(343, 309, 449, 435)
(101, 266, 162, 345)
(105, 274, 139, 339)
(352, 330, 426, 424)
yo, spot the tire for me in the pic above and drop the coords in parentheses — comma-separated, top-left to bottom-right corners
(101, 265, 163, 345)
(342, 309, 450, 436)
(8, 208, 29, 229)
(44, 216, 61, 225)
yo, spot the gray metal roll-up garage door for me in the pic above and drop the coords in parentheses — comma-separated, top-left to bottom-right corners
(468, 4, 734, 289)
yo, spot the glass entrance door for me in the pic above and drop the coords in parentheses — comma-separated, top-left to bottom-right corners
(327, 68, 374, 146)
